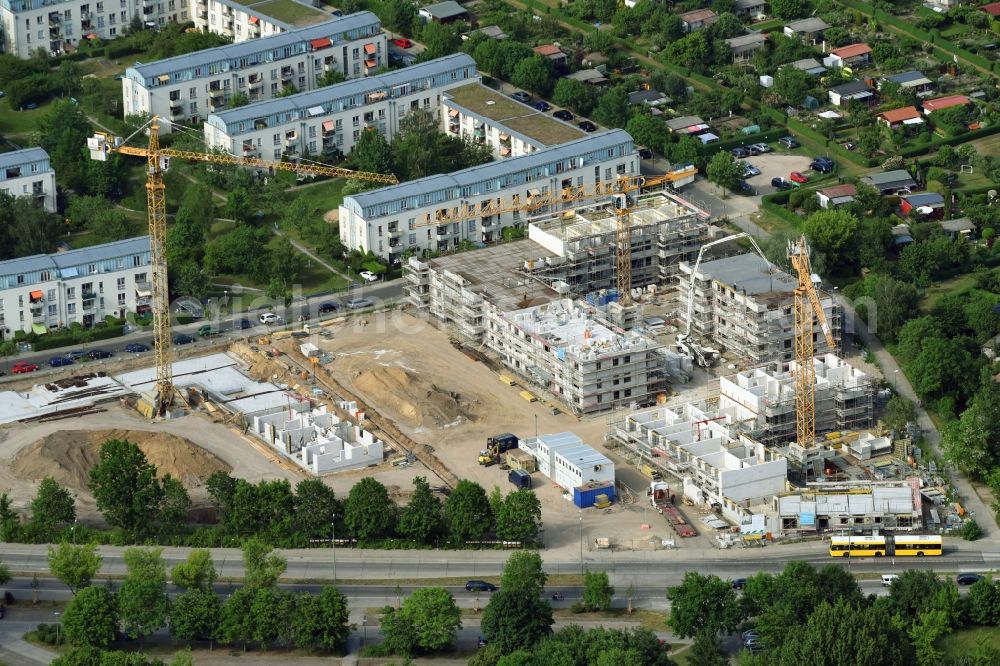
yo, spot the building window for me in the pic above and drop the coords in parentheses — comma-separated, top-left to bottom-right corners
(67, 304, 76, 315)
(135, 273, 146, 283)
(48, 304, 57, 316)
(118, 293, 126, 305)
(117, 277, 126, 289)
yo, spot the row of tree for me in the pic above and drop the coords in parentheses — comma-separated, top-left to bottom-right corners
(667, 561, 1000, 666)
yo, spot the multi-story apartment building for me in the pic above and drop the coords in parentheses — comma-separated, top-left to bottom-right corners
(192, 0, 329, 43)
(339, 129, 638, 261)
(0, 236, 151, 338)
(0, 147, 57, 213)
(676, 252, 842, 366)
(123, 12, 385, 130)
(202, 53, 476, 159)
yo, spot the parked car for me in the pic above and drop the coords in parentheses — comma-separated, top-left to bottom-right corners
(741, 162, 761, 177)
(745, 145, 763, 156)
(731, 146, 750, 158)
(789, 171, 809, 184)
(87, 350, 113, 360)
(232, 319, 253, 330)
(48, 356, 74, 367)
(359, 270, 380, 283)
(578, 120, 597, 132)
(810, 157, 835, 173)
(771, 177, 793, 190)
(124, 343, 150, 353)
(392, 37, 412, 49)
(196, 325, 222, 337)
(751, 142, 772, 153)
(465, 580, 498, 592)
(735, 180, 754, 194)
(732, 578, 747, 590)
(553, 109, 574, 121)
(478, 636, 488, 648)
(65, 350, 89, 360)
(534, 101, 551, 112)
(318, 302, 340, 313)
(11, 361, 39, 374)
(510, 91, 532, 104)
(173, 334, 196, 345)
(841, 141, 857, 151)
(346, 297, 374, 310)
(778, 136, 799, 149)
(637, 146, 653, 159)
(258, 312, 282, 325)
(881, 574, 899, 587)
(742, 630, 759, 642)
(957, 573, 984, 586)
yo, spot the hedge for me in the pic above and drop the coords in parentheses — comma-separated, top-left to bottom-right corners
(699, 128, 788, 155)
(898, 122, 1000, 158)
(31, 325, 124, 352)
(784, 116, 876, 167)
(760, 193, 803, 229)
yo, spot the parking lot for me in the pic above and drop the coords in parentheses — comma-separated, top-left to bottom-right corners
(741, 153, 815, 195)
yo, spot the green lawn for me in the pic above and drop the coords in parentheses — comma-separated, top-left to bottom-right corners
(939, 627, 1000, 660)
(918, 273, 978, 312)
(289, 179, 347, 216)
(0, 97, 48, 138)
(246, 0, 326, 26)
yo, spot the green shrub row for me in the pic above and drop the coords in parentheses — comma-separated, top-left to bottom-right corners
(760, 192, 803, 229)
(784, 115, 876, 167)
(699, 128, 789, 155)
(30, 325, 124, 352)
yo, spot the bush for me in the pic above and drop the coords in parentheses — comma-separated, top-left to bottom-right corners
(27, 623, 67, 646)
(961, 519, 983, 541)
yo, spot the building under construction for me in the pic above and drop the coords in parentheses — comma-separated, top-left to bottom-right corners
(677, 253, 842, 366)
(404, 193, 711, 341)
(719, 353, 875, 447)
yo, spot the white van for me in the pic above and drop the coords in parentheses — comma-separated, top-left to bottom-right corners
(881, 574, 899, 587)
(258, 312, 282, 325)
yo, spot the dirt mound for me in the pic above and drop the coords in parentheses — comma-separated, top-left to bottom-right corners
(10, 429, 232, 493)
(352, 365, 475, 428)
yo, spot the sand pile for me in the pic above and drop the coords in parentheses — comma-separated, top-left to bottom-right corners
(10, 429, 232, 493)
(353, 365, 476, 428)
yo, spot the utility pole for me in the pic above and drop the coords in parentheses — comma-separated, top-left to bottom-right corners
(331, 514, 337, 583)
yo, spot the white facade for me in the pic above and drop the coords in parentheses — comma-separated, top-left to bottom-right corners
(250, 404, 384, 474)
(0, 147, 57, 213)
(340, 129, 639, 261)
(0, 236, 152, 339)
(123, 12, 385, 130)
(203, 53, 476, 160)
(192, 0, 291, 42)
(521, 432, 615, 490)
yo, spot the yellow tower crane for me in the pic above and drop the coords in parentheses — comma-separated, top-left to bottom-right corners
(425, 165, 698, 306)
(87, 116, 398, 415)
(787, 234, 835, 448)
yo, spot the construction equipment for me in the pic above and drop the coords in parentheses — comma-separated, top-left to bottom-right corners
(426, 165, 698, 307)
(787, 235, 835, 448)
(478, 432, 519, 466)
(677, 232, 771, 367)
(87, 116, 397, 415)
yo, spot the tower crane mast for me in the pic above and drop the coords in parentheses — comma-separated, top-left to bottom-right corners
(88, 116, 397, 415)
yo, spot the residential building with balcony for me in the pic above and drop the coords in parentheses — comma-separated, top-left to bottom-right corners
(194, 0, 330, 42)
(202, 53, 476, 160)
(0, 147, 57, 213)
(0, 236, 151, 338)
(340, 129, 638, 262)
(123, 12, 385, 131)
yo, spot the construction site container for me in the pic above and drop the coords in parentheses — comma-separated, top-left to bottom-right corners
(574, 481, 616, 509)
(509, 469, 532, 489)
(498, 374, 517, 386)
(506, 449, 537, 472)
(519, 390, 538, 402)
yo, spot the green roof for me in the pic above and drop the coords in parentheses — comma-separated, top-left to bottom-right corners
(445, 83, 584, 147)
(245, 0, 329, 27)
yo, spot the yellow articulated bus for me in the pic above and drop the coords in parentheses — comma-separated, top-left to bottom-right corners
(829, 535, 943, 557)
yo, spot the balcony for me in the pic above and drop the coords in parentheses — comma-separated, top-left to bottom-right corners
(284, 133, 297, 146)
(31, 310, 46, 321)
(280, 68, 294, 80)
(197, 10, 207, 19)
(82, 300, 96, 313)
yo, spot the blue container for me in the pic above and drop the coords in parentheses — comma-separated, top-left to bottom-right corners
(573, 482, 616, 508)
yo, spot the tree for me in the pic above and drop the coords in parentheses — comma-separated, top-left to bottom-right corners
(171, 549, 217, 591)
(317, 68, 346, 87)
(705, 150, 744, 196)
(350, 128, 393, 174)
(218, 586, 254, 649)
(224, 186, 255, 223)
(685, 629, 726, 666)
(511, 56, 552, 96)
(397, 587, 463, 652)
(242, 537, 287, 590)
(62, 585, 118, 648)
(289, 586, 351, 651)
(583, 570, 614, 611)
(803, 209, 860, 269)
(968, 578, 1000, 625)
(481, 589, 554, 654)
(34, 99, 93, 192)
(343, 476, 396, 540)
(910, 608, 949, 666)
(229, 91, 250, 107)
(88, 439, 164, 536)
(249, 587, 289, 648)
(418, 21, 460, 61)
(883, 395, 915, 434)
(48, 542, 102, 594)
(30, 477, 75, 537)
(625, 113, 668, 154)
(0, 559, 9, 586)
(962, 519, 984, 541)
(495, 489, 542, 543)
(592, 85, 630, 129)
(178, 599, 219, 653)
(379, 605, 419, 656)
(774, 66, 812, 106)
(888, 570, 944, 622)
(842, 273, 919, 343)
(397, 476, 444, 543)
(770, 0, 808, 19)
(666, 572, 742, 638)
(0, 194, 62, 260)
(551, 78, 597, 116)
(118, 548, 168, 646)
(293, 478, 341, 541)
(500, 551, 547, 598)
(445, 480, 493, 544)
(159, 475, 191, 534)
(941, 380, 1000, 478)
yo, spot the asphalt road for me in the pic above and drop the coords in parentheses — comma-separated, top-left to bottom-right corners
(0, 280, 404, 376)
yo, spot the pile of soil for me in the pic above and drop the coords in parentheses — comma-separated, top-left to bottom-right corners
(10, 429, 232, 493)
(352, 366, 476, 428)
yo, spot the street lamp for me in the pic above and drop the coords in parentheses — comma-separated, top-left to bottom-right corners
(331, 514, 337, 583)
(578, 511, 583, 574)
(53, 611, 61, 645)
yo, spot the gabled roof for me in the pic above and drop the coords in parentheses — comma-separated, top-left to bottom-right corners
(420, 1, 468, 19)
(735, 0, 767, 7)
(830, 43, 872, 59)
(818, 184, 857, 199)
(679, 9, 718, 23)
(860, 169, 917, 187)
(665, 115, 705, 131)
(902, 192, 945, 206)
(628, 90, 668, 105)
(879, 106, 921, 123)
(923, 95, 969, 112)
(533, 44, 564, 57)
(981, 2, 1000, 17)
(830, 80, 871, 96)
(883, 70, 931, 87)
(726, 33, 768, 49)
(0, 147, 50, 170)
(941, 218, 975, 233)
(788, 58, 827, 74)
(785, 18, 830, 33)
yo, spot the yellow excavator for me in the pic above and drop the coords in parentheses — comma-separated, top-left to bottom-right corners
(478, 433, 519, 466)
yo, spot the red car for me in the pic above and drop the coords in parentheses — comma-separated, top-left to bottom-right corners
(12, 361, 39, 374)
(392, 38, 412, 49)
(790, 171, 809, 184)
